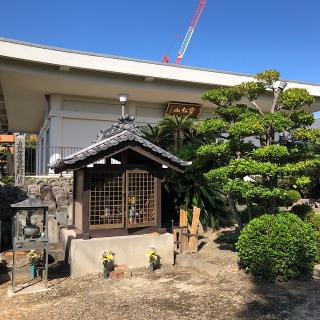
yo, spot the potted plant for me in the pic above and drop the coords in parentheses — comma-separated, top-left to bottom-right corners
(146, 246, 158, 272)
(100, 250, 115, 279)
(26, 250, 40, 279)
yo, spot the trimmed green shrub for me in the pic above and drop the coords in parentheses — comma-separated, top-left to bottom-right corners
(306, 213, 320, 262)
(314, 231, 320, 262)
(236, 212, 317, 281)
(286, 190, 301, 205)
(291, 204, 314, 221)
(307, 213, 320, 231)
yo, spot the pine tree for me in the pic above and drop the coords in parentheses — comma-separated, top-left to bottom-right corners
(197, 70, 319, 228)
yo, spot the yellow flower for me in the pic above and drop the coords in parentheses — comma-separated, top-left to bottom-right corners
(106, 254, 114, 261)
(146, 247, 157, 263)
(146, 250, 155, 257)
(100, 250, 115, 265)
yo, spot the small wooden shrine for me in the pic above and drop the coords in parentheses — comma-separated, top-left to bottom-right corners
(52, 115, 191, 238)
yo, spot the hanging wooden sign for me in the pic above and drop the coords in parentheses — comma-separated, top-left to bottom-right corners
(166, 101, 202, 118)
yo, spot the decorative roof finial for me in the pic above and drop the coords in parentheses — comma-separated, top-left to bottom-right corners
(92, 114, 142, 143)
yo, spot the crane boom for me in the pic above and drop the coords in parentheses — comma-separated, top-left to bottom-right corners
(175, 0, 206, 64)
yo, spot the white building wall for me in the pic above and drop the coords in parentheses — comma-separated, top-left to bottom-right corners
(34, 94, 213, 174)
(37, 94, 214, 153)
(45, 95, 170, 149)
(61, 118, 113, 148)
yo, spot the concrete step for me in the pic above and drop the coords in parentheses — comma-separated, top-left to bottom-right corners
(175, 253, 221, 278)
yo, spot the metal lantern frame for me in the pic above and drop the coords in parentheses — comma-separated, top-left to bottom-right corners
(11, 196, 49, 292)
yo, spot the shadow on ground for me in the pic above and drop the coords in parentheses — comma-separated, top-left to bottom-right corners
(48, 261, 69, 281)
(212, 228, 320, 319)
(237, 276, 320, 320)
(214, 229, 239, 252)
(0, 268, 10, 285)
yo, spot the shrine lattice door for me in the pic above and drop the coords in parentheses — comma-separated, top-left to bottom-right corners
(126, 170, 156, 228)
(89, 170, 157, 229)
(89, 172, 125, 229)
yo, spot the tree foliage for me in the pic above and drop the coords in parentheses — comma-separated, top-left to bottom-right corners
(255, 69, 280, 88)
(198, 69, 317, 227)
(279, 88, 315, 110)
(141, 69, 318, 230)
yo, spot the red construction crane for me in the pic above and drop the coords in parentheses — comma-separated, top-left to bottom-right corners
(162, 0, 206, 64)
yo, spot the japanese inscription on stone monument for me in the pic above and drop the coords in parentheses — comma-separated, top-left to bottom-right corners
(15, 134, 25, 185)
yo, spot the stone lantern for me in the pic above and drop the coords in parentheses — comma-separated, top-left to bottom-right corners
(10, 196, 49, 293)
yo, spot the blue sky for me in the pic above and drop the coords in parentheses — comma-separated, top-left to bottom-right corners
(0, 0, 319, 84)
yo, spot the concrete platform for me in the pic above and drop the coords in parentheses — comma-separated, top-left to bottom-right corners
(67, 232, 174, 279)
(175, 253, 221, 278)
(8, 282, 51, 298)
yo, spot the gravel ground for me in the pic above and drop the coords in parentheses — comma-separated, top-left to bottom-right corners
(1, 229, 320, 320)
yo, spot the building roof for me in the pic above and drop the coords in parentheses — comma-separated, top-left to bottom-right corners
(1, 37, 320, 89)
(1, 37, 320, 133)
(52, 115, 191, 173)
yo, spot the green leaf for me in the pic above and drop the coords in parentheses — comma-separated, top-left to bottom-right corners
(197, 118, 227, 135)
(202, 86, 244, 107)
(251, 145, 289, 163)
(255, 69, 280, 88)
(279, 88, 315, 111)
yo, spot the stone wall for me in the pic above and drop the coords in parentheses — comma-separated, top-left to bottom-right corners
(0, 176, 73, 249)
(0, 183, 27, 248)
(25, 177, 73, 225)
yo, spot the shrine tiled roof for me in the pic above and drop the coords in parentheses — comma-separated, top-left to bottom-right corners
(51, 115, 191, 172)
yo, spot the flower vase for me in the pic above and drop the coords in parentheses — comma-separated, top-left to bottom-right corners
(148, 263, 154, 272)
(30, 264, 37, 279)
(103, 267, 110, 279)
(103, 262, 114, 279)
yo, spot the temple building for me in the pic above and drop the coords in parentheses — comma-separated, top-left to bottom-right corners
(0, 37, 319, 175)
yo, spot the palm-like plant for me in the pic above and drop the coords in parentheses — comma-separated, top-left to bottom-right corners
(159, 115, 194, 150)
(140, 124, 168, 148)
(164, 167, 226, 228)
(141, 115, 229, 228)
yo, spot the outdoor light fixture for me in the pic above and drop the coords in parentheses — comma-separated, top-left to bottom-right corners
(118, 94, 129, 116)
(274, 81, 287, 92)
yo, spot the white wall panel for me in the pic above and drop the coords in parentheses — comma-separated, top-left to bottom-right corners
(63, 100, 120, 117)
(61, 118, 113, 148)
